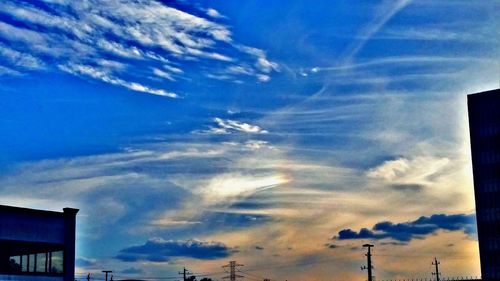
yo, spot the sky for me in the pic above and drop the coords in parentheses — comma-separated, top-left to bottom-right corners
(0, 0, 499, 280)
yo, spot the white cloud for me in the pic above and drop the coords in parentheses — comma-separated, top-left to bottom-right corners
(367, 157, 450, 185)
(256, 57, 279, 73)
(310, 67, 320, 73)
(209, 58, 277, 82)
(0, 44, 44, 70)
(0, 65, 22, 76)
(60, 64, 177, 98)
(257, 74, 271, 82)
(0, 0, 278, 95)
(163, 64, 183, 74)
(206, 8, 223, 19)
(226, 65, 254, 75)
(205, 52, 234, 62)
(200, 173, 289, 204)
(151, 219, 201, 227)
(199, 118, 269, 134)
(153, 68, 175, 81)
(232, 44, 280, 81)
(378, 27, 474, 41)
(96, 39, 144, 59)
(204, 73, 235, 81)
(245, 140, 272, 150)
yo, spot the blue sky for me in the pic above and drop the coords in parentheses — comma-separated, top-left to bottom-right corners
(1, 0, 499, 280)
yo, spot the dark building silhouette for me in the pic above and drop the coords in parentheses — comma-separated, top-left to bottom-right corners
(468, 88, 500, 281)
(0, 205, 78, 281)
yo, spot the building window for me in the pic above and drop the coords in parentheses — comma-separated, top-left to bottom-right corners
(21, 255, 28, 272)
(50, 251, 63, 274)
(6, 250, 64, 275)
(36, 253, 46, 273)
(8, 256, 21, 272)
(28, 254, 35, 272)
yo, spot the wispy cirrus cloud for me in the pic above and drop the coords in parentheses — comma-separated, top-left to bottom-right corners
(376, 27, 473, 41)
(340, 0, 413, 62)
(308, 56, 490, 74)
(367, 157, 450, 186)
(0, 139, 286, 236)
(0, 65, 21, 76)
(0, 43, 44, 70)
(59, 63, 178, 98)
(196, 117, 269, 134)
(199, 172, 288, 204)
(0, 0, 278, 96)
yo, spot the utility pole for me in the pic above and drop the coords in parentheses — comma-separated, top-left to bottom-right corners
(223, 261, 244, 281)
(432, 258, 441, 281)
(102, 270, 112, 281)
(361, 244, 374, 281)
(179, 267, 192, 281)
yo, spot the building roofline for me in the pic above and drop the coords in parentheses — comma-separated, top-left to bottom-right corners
(0, 204, 78, 217)
(468, 88, 500, 99)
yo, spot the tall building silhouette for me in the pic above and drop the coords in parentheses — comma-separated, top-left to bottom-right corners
(468, 88, 500, 281)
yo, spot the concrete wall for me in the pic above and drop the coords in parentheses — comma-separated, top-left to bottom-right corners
(0, 211, 65, 244)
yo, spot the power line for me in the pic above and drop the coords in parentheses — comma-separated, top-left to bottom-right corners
(237, 268, 269, 281)
(95, 273, 184, 279)
(243, 256, 341, 272)
(373, 254, 473, 260)
(76, 270, 226, 281)
(179, 267, 227, 275)
(238, 274, 262, 281)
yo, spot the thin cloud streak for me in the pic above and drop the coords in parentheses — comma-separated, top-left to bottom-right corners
(309, 56, 491, 73)
(195, 118, 269, 135)
(340, 0, 413, 63)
